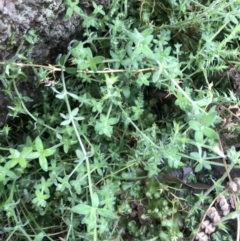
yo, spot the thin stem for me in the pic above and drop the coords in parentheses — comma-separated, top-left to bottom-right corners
(60, 68, 94, 201)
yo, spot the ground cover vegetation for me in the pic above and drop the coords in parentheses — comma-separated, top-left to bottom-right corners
(1, 0, 240, 240)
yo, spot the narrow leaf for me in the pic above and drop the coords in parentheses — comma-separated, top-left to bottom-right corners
(92, 192, 99, 208)
(19, 156, 27, 168)
(108, 118, 119, 125)
(60, 119, 71, 126)
(39, 155, 48, 172)
(35, 136, 43, 152)
(43, 148, 55, 157)
(65, 67, 78, 74)
(72, 204, 92, 215)
(33, 232, 45, 241)
(203, 127, 219, 140)
(202, 112, 216, 127)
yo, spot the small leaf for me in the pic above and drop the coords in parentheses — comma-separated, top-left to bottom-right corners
(189, 120, 202, 131)
(9, 159, 18, 168)
(35, 136, 43, 152)
(43, 148, 55, 157)
(60, 113, 67, 119)
(190, 152, 200, 160)
(66, 7, 73, 18)
(21, 147, 33, 156)
(194, 130, 204, 143)
(230, 15, 238, 25)
(71, 204, 92, 215)
(8, 149, 20, 159)
(108, 118, 119, 125)
(71, 108, 79, 117)
(74, 116, 85, 121)
(203, 127, 219, 139)
(19, 156, 27, 168)
(39, 155, 48, 172)
(65, 67, 78, 74)
(3, 166, 17, 179)
(33, 232, 45, 241)
(195, 163, 203, 172)
(102, 126, 113, 137)
(25, 152, 40, 159)
(61, 119, 71, 126)
(68, 92, 79, 100)
(98, 208, 115, 219)
(56, 93, 65, 99)
(202, 112, 216, 127)
(92, 192, 99, 208)
(141, 27, 153, 37)
(195, 98, 212, 107)
(76, 149, 85, 159)
(142, 45, 154, 59)
(152, 68, 162, 83)
(122, 85, 130, 98)
(203, 162, 211, 170)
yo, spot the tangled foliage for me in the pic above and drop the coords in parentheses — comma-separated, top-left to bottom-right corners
(1, 0, 240, 240)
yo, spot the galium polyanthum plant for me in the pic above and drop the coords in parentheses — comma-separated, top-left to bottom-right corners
(0, 0, 240, 240)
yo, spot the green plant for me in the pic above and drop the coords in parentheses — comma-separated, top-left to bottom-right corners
(1, 0, 240, 240)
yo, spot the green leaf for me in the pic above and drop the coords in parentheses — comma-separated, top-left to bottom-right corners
(43, 148, 55, 157)
(189, 120, 202, 131)
(56, 93, 65, 99)
(195, 98, 212, 107)
(74, 116, 85, 121)
(68, 92, 79, 100)
(39, 155, 48, 172)
(142, 45, 154, 59)
(137, 72, 150, 86)
(65, 67, 78, 74)
(0, 166, 17, 181)
(102, 126, 113, 138)
(21, 147, 33, 156)
(202, 112, 216, 127)
(98, 208, 115, 219)
(92, 192, 99, 208)
(203, 127, 219, 139)
(76, 149, 85, 159)
(190, 152, 200, 160)
(66, 7, 73, 18)
(92, 1, 105, 15)
(33, 232, 45, 241)
(72, 204, 92, 215)
(230, 15, 238, 25)
(194, 130, 204, 143)
(195, 163, 203, 172)
(73, 6, 82, 16)
(8, 149, 20, 159)
(122, 85, 130, 98)
(35, 136, 43, 152)
(141, 27, 153, 37)
(108, 118, 119, 125)
(203, 162, 211, 170)
(152, 68, 162, 83)
(71, 108, 79, 117)
(9, 159, 19, 168)
(61, 119, 71, 126)
(25, 152, 40, 159)
(5, 169, 17, 179)
(19, 156, 27, 168)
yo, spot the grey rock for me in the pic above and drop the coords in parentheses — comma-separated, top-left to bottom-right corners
(0, 0, 109, 126)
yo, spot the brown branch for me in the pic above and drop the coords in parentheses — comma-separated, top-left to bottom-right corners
(0, 62, 157, 74)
